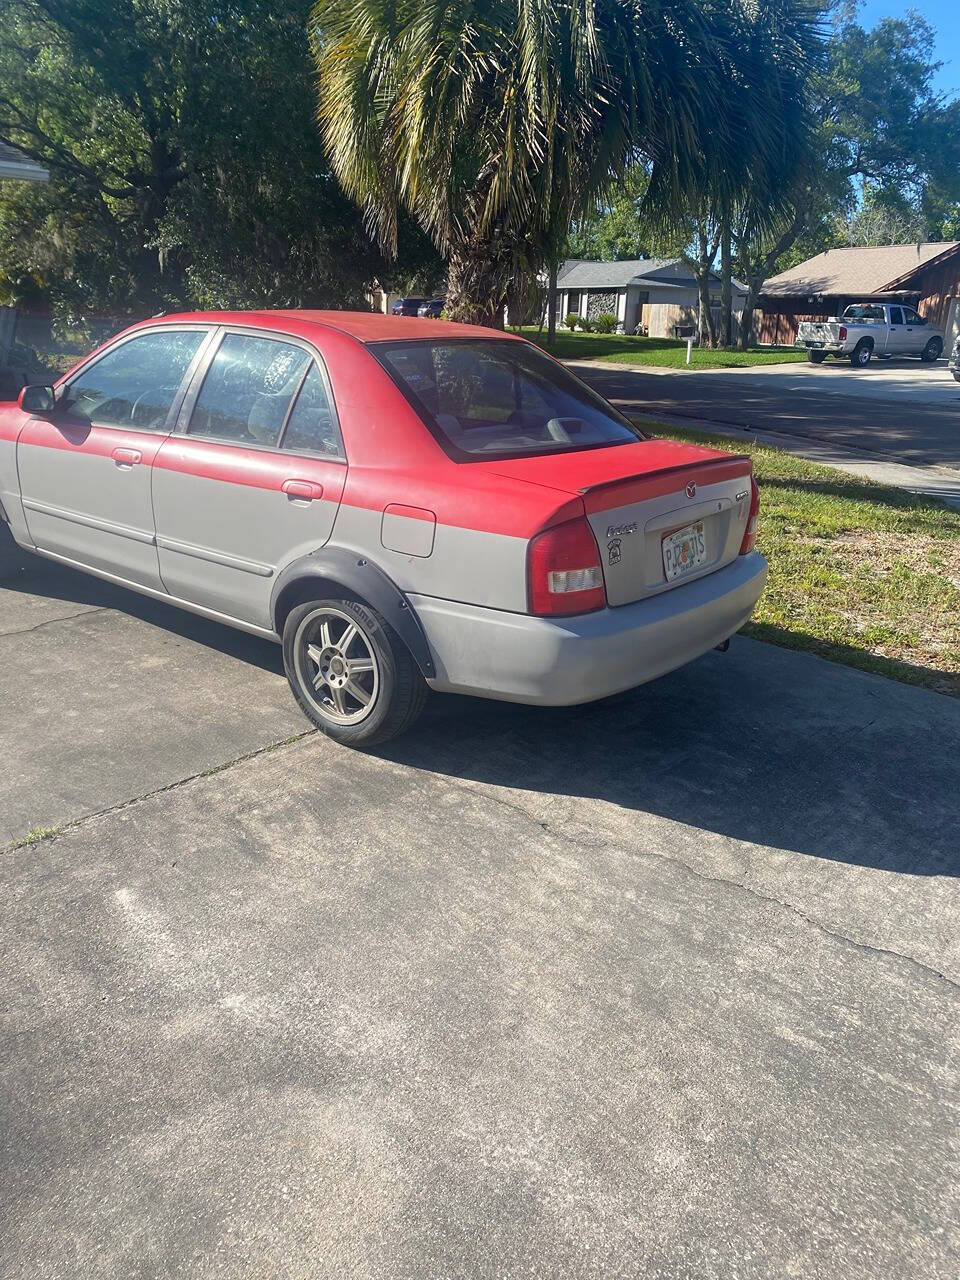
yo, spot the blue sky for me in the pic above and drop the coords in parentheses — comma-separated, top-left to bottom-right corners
(854, 1, 960, 97)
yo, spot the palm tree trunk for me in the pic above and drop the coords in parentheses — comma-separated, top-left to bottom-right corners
(444, 240, 511, 328)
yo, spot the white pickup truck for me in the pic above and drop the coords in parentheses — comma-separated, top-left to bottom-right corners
(796, 303, 945, 367)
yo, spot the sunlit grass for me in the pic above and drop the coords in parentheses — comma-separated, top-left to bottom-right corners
(644, 424, 960, 696)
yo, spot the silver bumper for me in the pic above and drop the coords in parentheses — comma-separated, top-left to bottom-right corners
(412, 552, 768, 705)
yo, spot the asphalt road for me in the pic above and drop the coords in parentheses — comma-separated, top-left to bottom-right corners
(574, 359, 960, 470)
(1, 561, 959, 1279)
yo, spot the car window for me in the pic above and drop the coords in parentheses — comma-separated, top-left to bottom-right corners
(188, 334, 310, 446)
(63, 329, 205, 430)
(377, 339, 641, 460)
(281, 363, 343, 458)
(902, 307, 920, 324)
(889, 306, 904, 325)
(842, 305, 884, 322)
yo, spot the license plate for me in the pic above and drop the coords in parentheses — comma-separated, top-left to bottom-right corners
(662, 521, 707, 581)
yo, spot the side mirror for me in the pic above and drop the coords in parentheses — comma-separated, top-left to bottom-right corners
(918, 315, 928, 325)
(18, 384, 55, 414)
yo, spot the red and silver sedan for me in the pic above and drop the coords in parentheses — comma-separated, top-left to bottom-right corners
(0, 311, 765, 745)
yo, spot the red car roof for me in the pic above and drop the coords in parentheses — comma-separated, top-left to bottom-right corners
(140, 309, 520, 344)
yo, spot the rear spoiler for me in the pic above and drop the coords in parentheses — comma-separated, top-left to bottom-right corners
(578, 454, 753, 514)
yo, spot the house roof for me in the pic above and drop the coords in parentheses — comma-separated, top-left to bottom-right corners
(761, 242, 960, 298)
(557, 257, 748, 295)
(0, 141, 49, 183)
(558, 258, 678, 289)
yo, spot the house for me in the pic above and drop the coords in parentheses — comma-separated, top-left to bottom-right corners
(555, 258, 747, 338)
(757, 241, 960, 347)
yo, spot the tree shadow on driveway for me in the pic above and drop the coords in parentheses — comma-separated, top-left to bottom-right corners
(381, 638, 960, 878)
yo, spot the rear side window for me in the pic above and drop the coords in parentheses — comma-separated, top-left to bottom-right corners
(375, 339, 641, 460)
(281, 364, 343, 458)
(188, 334, 310, 445)
(64, 329, 205, 430)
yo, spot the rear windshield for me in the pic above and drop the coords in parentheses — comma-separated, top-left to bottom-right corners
(842, 305, 885, 321)
(374, 339, 642, 459)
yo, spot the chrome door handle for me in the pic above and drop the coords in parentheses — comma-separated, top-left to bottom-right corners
(112, 447, 142, 468)
(282, 479, 323, 502)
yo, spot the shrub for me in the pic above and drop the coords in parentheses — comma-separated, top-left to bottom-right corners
(578, 316, 594, 332)
(564, 312, 580, 330)
(593, 312, 619, 333)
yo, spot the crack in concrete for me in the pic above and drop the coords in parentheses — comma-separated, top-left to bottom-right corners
(0, 606, 109, 639)
(1, 728, 316, 855)
(426, 771, 960, 996)
(5, 727, 956, 996)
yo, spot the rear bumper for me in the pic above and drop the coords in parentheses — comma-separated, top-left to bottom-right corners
(796, 339, 844, 352)
(412, 552, 768, 705)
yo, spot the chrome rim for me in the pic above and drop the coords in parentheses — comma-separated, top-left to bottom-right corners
(294, 607, 380, 725)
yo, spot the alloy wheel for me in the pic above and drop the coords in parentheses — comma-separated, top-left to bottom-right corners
(294, 606, 380, 725)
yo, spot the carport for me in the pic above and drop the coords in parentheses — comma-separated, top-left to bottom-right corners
(0, 141, 49, 392)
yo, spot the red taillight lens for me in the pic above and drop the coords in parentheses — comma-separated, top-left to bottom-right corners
(739, 475, 760, 555)
(528, 517, 606, 616)
(838, 325, 847, 340)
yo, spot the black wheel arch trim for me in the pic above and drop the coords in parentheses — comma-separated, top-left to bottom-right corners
(271, 548, 436, 679)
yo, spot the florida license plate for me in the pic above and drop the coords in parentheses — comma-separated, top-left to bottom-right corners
(662, 521, 707, 581)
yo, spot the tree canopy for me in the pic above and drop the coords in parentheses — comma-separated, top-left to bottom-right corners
(0, 0, 439, 323)
(311, 0, 822, 323)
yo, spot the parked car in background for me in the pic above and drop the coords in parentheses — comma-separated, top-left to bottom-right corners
(391, 297, 426, 317)
(0, 311, 765, 746)
(797, 303, 945, 367)
(417, 298, 445, 318)
(950, 333, 960, 382)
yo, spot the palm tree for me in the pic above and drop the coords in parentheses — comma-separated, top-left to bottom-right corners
(310, 0, 822, 325)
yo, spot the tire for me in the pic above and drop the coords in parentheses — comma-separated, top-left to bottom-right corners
(808, 350, 826, 364)
(920, 338, 943, 363)
(282, 597, 427, 747)
(850, 340, 872, 367)
(0, 519, 29, 581)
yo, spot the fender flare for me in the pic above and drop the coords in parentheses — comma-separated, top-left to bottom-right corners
(270, 547, 436, 679)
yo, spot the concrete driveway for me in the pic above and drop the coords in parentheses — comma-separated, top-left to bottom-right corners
(1, 562, 958, 1278)
(574, 357, 960, 470)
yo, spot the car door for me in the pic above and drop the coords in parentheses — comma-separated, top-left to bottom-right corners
(900, 306, 925, 354)
(885, 305, 906, 354)
(152, 328, 347, 630)
(16, 326, 212, 589)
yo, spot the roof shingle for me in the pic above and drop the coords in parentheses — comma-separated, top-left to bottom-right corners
(761, 242, 960, 298)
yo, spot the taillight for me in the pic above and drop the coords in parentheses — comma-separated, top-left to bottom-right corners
(528, 517, 606, 616)
(739, 475, 760, 555)
(838, 325, 847, 340)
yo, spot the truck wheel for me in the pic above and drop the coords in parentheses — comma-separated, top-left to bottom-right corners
(808, 350, 826, 364)
(850, 341, 872, 368)
(282, 597, 427, 748)
(0, 520, 29, 581)
(920, 338, 943, 363)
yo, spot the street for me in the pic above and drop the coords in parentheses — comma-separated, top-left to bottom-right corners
(2, 561, 958, 1278)
(574, 359, 960, 471)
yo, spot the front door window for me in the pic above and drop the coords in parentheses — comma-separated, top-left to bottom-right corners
(62, 329, 205, 430)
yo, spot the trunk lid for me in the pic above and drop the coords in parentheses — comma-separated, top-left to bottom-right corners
(483, 439, 755, 607)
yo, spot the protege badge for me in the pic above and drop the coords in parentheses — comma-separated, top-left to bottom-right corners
(606, 521, 637, 538)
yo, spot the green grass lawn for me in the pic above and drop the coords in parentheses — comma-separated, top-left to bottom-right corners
(641, 424, 960, 697)
(517, 326, 807, 369)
